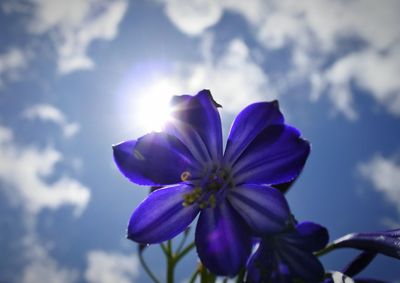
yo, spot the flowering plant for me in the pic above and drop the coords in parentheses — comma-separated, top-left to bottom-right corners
(113, 90, 399, 283)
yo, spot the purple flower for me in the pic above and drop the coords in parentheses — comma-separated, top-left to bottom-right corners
(246, 222, 329, 283)
(323, 252, 388, 283)
(113, 90, 310, 276)
(330, 228, 400, 260)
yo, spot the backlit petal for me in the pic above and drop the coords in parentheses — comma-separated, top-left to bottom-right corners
(113, 132, 197, 186)
(195, 201, 252, 276)
(246, 243, 275, 283)
(278, 241, 325, 283)
(127, 185, 199, 243)
(165, 120, 212, 165)
(224, 101, 284, 166)
(283, 222, 329, 252)
(342, 251, 377, 278)
(169, 90, 223, 162)
(232, 125, 310, 185)
(332, 228, 400, 260)
(228, 185, 291, 235)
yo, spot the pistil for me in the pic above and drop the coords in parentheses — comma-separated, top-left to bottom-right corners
(181, 166, 231, 209)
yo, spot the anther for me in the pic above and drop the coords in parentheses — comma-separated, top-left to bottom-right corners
(199, 202, 208, 209)
(181, 171, 191, 181)
(182, 187, 202, 207)
(208, 194, 216, 208)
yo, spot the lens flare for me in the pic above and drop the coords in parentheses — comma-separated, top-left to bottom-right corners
(134, 80, 176, 132)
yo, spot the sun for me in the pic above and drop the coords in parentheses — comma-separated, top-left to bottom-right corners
(134, 80, 176, 132)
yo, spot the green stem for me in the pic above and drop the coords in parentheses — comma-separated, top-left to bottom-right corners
(315, 243, 338, 257)
(160, 243, 169, 256)
(176, 233, 189, 254)
(167, 255, 175, 283)
(138, 246, 160, 283)
(166, 240, 175, 283)
(168, 239, 173, 255)
(235, 268, 245, 283)
(200, 264, 208, 283)
(175, 242, 195, 262)
(188, 269, 200, 283)
(199, 263, 215, 283)
(208, 273, 216, 283)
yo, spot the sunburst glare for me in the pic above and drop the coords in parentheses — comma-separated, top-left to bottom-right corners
(134, 80, 176, 132)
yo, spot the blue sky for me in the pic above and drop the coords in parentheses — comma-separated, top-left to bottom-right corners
(1, 0, 400, 282)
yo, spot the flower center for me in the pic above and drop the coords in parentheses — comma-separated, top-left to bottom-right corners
(181, 167, 232, 209)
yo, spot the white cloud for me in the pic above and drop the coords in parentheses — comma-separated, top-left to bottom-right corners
(164, 0, 222, 36)
(1, 1, 31, 14)
(162, 0, 266, 36)
(0, 125, 13, 142)
(118, 36, 275, 135)
(322, 46, 400, 118)
(359, 154, 400, 214)
(1, 0, 128, 83)
(85, 250, 139, 283)
(0, 47, 30, 87)
(161, 0, 400, 119)
(23, 104, 80, 138)
(0, 125, 90, 215)
(119, 36, 273, 136)
(130, 37, 274, 117)
(0, 123, 90, 282)
(256, 0, 400, 119)
(184, 38, 275, 113)
(21, 237, 78, 283)
(254, 0, 400, 52)
(26, 0, 128, 73)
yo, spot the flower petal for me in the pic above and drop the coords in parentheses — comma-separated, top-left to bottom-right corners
(284, 222, 329, 252)
(232, 125, 310, 185)
(246, 241, 292, 283)
(224, 101, 284, 166)
(113, 132, 197, 186)
(169, 90, 223, 162)
(228, 184, 291, 235)
(342, 251, 377, 278)
(332, 228, 400, 260)
(272, 179, 296, 194)
(195, 201, 252, 276)
(246, 244, 275, 283)
(165, 120, 212, 165)
(277, 241, 325, 283)
(127, 185, 199, 243)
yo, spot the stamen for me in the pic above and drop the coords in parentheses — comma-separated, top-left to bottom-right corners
(208, 194, 216, 208)
(208, 180, 220, 191)
(199, 201, 208, 209)
(182, 187, 202, 207)
(220, 170, 228, 180)
(180, 171, 191, 181)
(181, 166, 232, 209)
